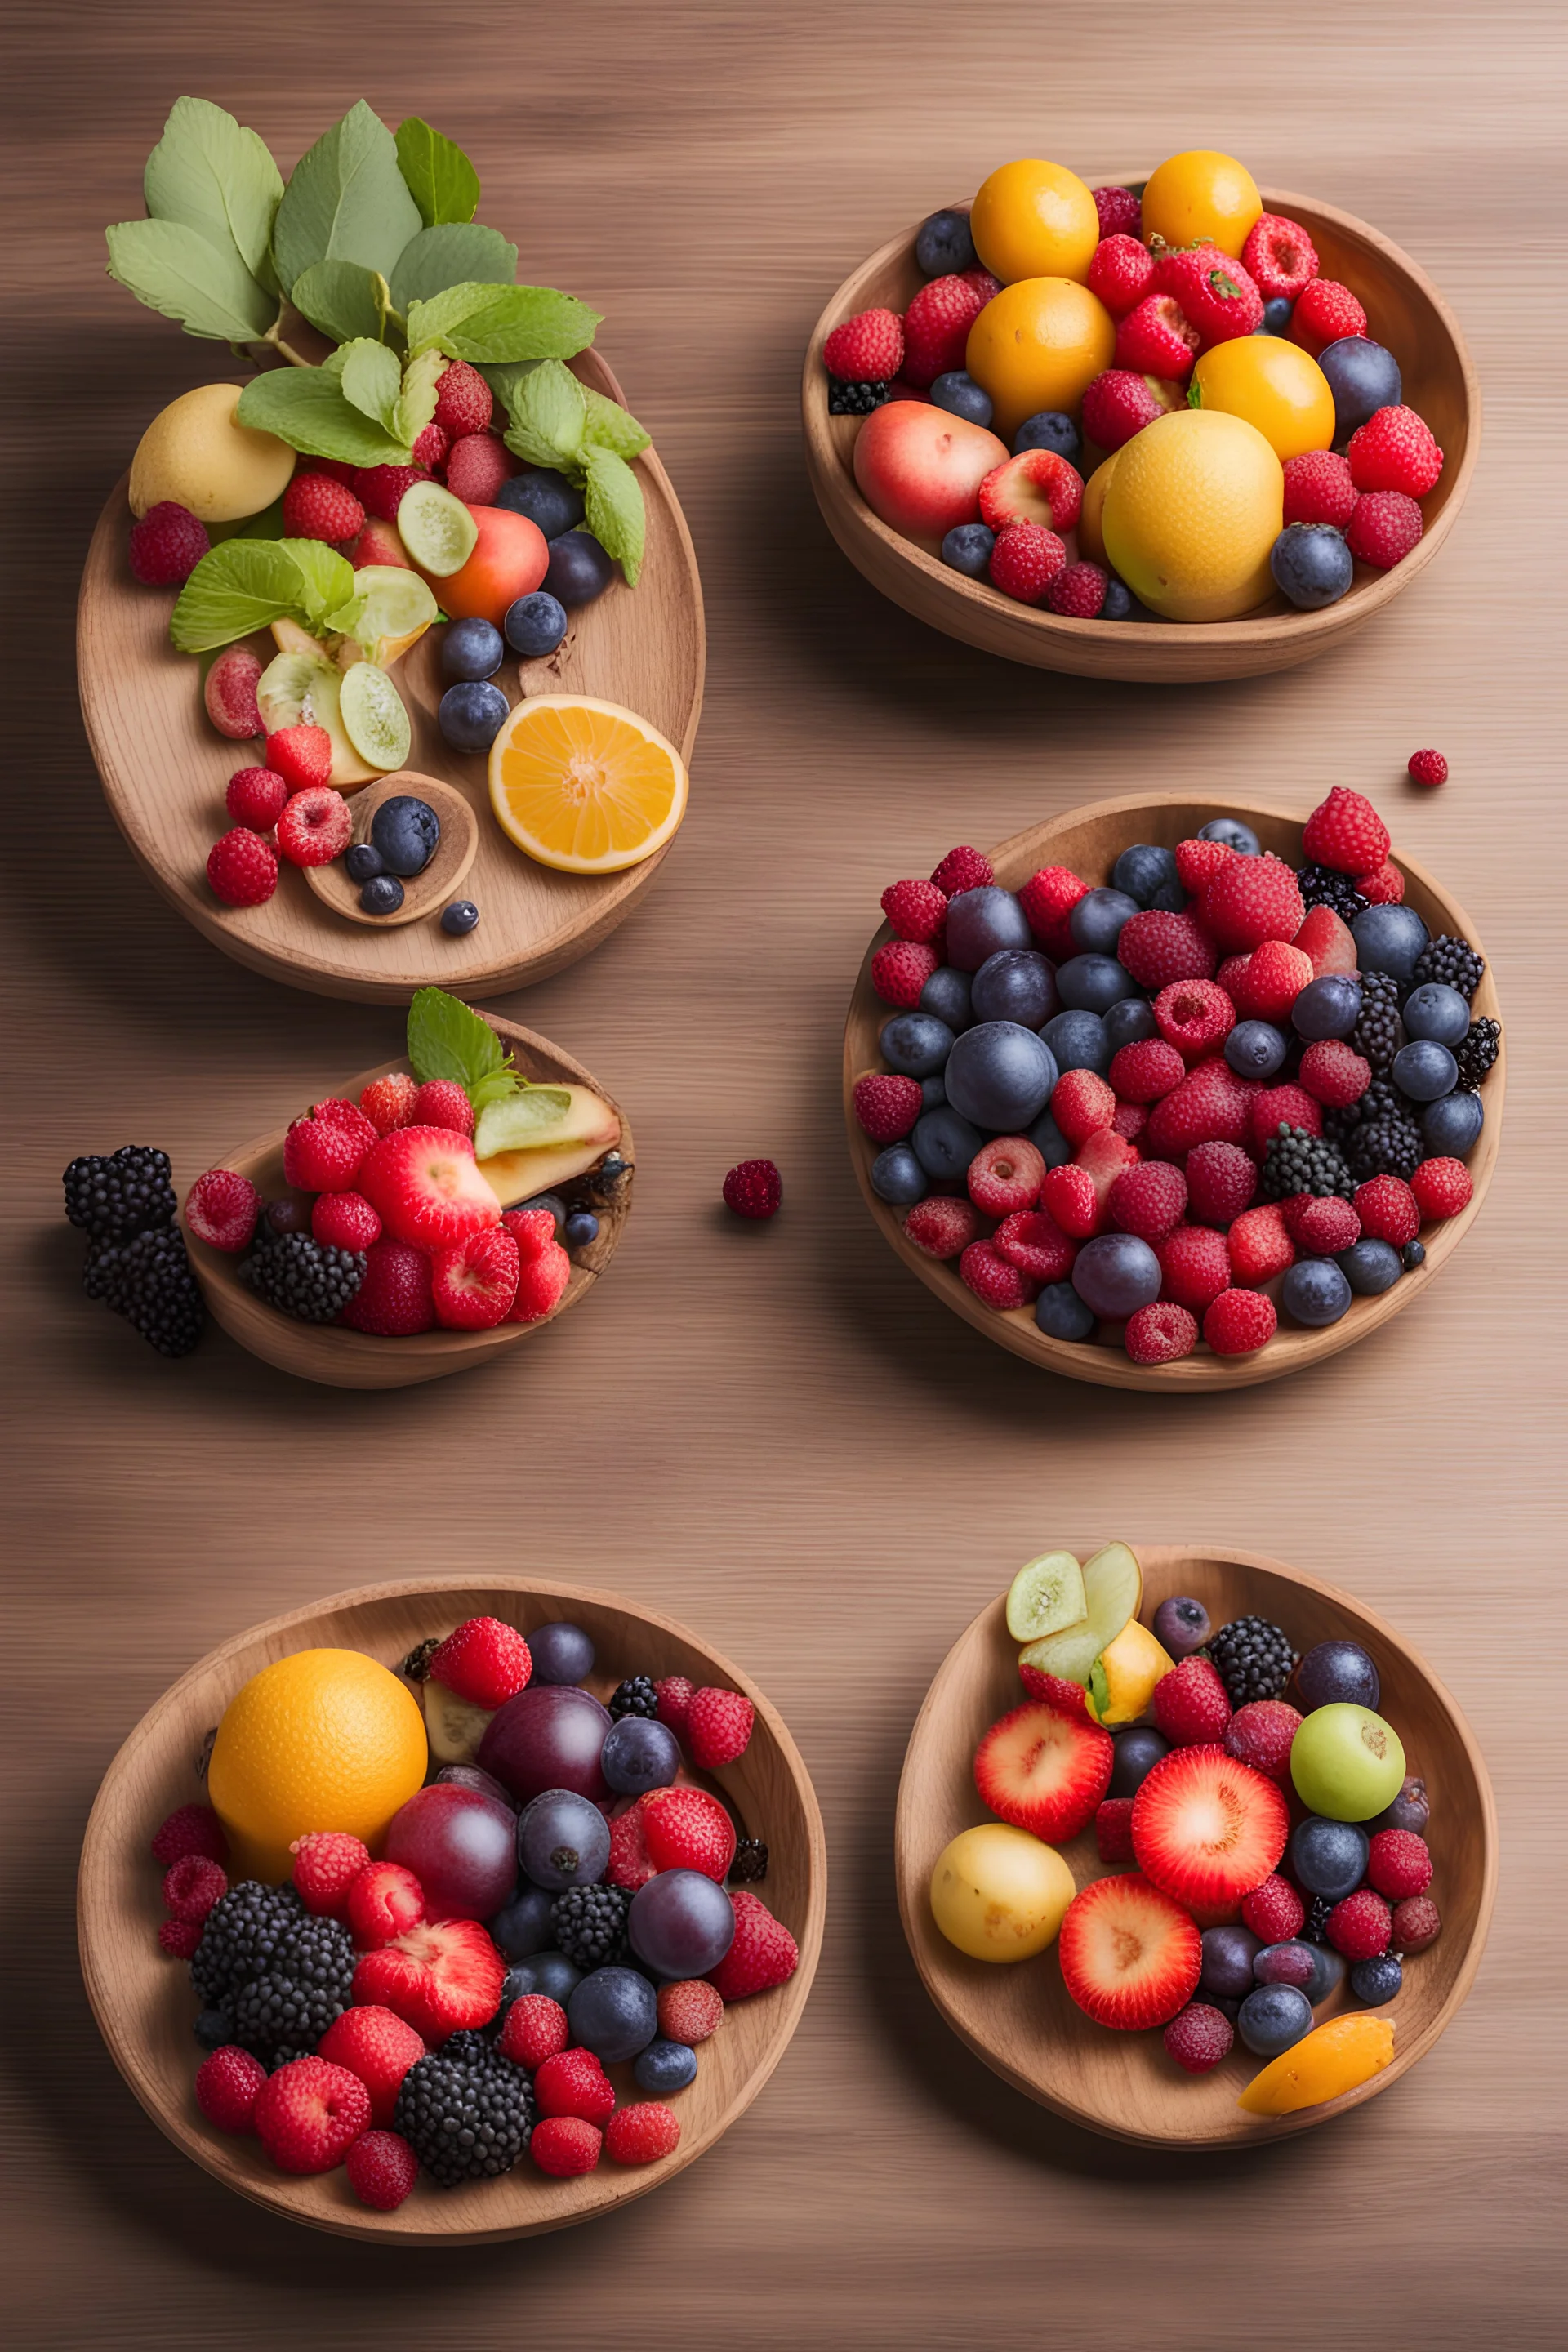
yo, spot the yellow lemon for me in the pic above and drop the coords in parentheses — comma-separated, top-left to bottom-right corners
(1085, 1619, 1175, 1726)
(207, 1648, 428, 1882)
(1192, 338, 1334, 463)
(929, 1823, 1076, 1961)
(1239, 2013, 1396, 2115)
(1079, 452, 1120, 566)
(1142, 149, 1263, 260)
(488, 695, 688, 875)
(966, 279, 1116, 443)
(1102, 408, 1283, 621)
(970, 159, 1102, 286)
(129, 382, 296, 521)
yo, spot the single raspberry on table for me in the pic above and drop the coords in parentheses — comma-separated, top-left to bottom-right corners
(1347, 404, 1443, 497)
(1355, 1173, 1420, 1245)
(1367, 1827, 1433, 1900)
(1355, 859, 1405, 904)
(1082, 367, 1178, 452)
(902, 273, 991, 386)
(1284, 1194, 1360, 1255)
(981, 449, 1084, 535)
(291, 1830, 373, 1918)
(497, 1993, 569, 2071)
(1157, 1225, 1232, 1312)
(1393, 1894, 1442, 1951)
(1156, 243, 1263, 342)
(152, 1803, 228, 1866)
(1347, 490, 1423, 569)
(225, 765, 289, 833)
(158, 1918, 202, 1958)
(531, 2115, 602, 2176)
(723, 1159, 782, 1220)
(968, 1134, 1047, 1215)
(1018, 865, 1089, 956)
(339, 1240, 436, 1336)
(930, 844, 993, 894)
(1250, 1084, 1321, 1149)
(1411, 1156, 1472, 1219)
(129, 500, 211, 585)
(411, 421, 451, 472)
(1289, 277, 1367, 356)
(1185, 1140, 1256, 1226)
(880, 877, 947, 943)
(1153, 979, 1234, 1061)
(535, 2047, 615, 2125)
(1241, 1873, 1307, 1942)
(359, 1073, 419, 1135)
(1174, 836, 1235, 893)
(606, 2103, 680, 2167)
(871, 938, 939, 1009)
(434, 359, 494, 439)
(1299, 1039, 1371, 1108)
(185, 1169, 261, 1254)
(1124, 1299, 1197, 1365)
(317, 2006, 426, 2126)
(659, 1979, 724, 2044)
(195, 2045, 270, 2134)
(1046, 560, 1110, 618)
(1109, 1037, 1186, 1102)
(824, 305, 904, 383)
(1327, 1888, 1392, 1960)
(1203, 1286, 1277, 1355)
(1107, 1160, 1187, 1242)
(992, 1207, 1075, 1283)
(902, 1195, 979, 1260)
(1227, 1202, 1295, 1284)
(706, 1891, 799, 1999)
(345, 2130, 420, 2212)
(686, 1686, 755, 1768)
(1147, 1060, 1254, 1156)
(410, 1079, 475, 1136)
(1152, 1659, 1232, 1744)
(430, 1615, 533, 1709)
(1232, 938, 1313, 1025)
(1408, 749, 1448, 788)
(989, 522, 1067, 604)
(354, 464, 430, 522)
(1164, 2003, 1234, 2075)
(254, 2056, 372, 2175)
(282, 472, 366, 544)
(1118, 910, 1218, 991)
(1093, 184, 1142, 238)
(1202, 854, 1305, 952)
(1050, 1068, 1117, 1148)
(1088, 234, 1157, 318)
(853, 1071, 924, 1144)
(1116, 293, 1200, 378)
(1282, 449, 1358, 530)
(960, 1239, 1038, 1311)
(655, 1675, 695, 1735)
(312, 1190, 382, 1251)
(207, 827, 278, 907)
(163, 1853, 227, 1923)
(1095, 1798, 1136, 1860)
(1241, 212, 1319, 301)
(1224, 1700, 1302, 1780)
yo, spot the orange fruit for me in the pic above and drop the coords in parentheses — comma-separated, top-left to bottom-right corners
(207, 1648, 428, 1881)
(966, 280, 1116, 443)
(1141, 150, 1263, 260)
(1102, 409, 1283, 622)
(1191, 337, 1334, 462)
(1238, 2012, 1396, 2114)
(489, 694, 688, 874)
(969, 159, 1101, 287)
(1078, 453, 1120, 566)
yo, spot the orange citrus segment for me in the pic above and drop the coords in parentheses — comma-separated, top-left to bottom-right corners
(488, 695, 688, 875)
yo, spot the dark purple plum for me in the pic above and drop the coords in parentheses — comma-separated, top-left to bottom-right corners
(628, 1869, 736, 1977)
(528, 1621, 596, 1685)
(1295, 1638, 1380, 1712)
(434, 1763, 516, 1810)
(600, 1715, 681, 1797)
(970, 948, 1058, 1029)
(1107, 1725, 1169, 1797)
(516, 1788, 611, 1890)
(942, 1022, 1057, 1128)
(478, 1682, 612, 1806)
(385, 1784, 518, 1921)
(1200, 1923, 1260, 2001)
(944, 885, 1032, 972)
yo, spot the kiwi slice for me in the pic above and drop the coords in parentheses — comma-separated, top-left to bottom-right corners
(397, 479, 479, 577)
(339, 661, 412, 772)
(1005, 1550, 1089, 1642)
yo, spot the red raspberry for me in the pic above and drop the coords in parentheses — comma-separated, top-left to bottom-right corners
(255, 2056, 371, 2175)
(443, 434, 518, 504)
(1018, 865, 1090, 956)
(1124, 1299, 1197, 1364)
(282, 472, 366, 543)
(1407, 749, 1448, 789)
(605, 2103, 680, 2167)
(1326, 1888, 1392, 1961)
(902, 273, 990, 387)
(283, 1110, 368, 1192)
(1251, 1083, 1322, 1149)
(433, 359, 494, 439)
(1203, 854, 1305, 952)
(359, 1073, 419, 1135)
(311, 1190, 382, 1250)
(1299, 1039, 1371, 1108)
(705, 1890, 799, 2000)
(207, 826, 278, 906)
(1050, 1067, 1117, 1148)
(824, 305, 904, 382)
(195, 2045, 270, 2134)
(1184, 1140, 1256, 1225)
(289, 1830, 371, 1917)
(1152, 1659, 1232, 1744)
(225, 765, 289, 832)
(1347, 489, 1423, 569)
(723, 1160, 782, 1219)
(128, 499, 211, 585)
(432, 1226, 522, 1330)
(930, 844, 993, 894)
(535, 2048, 615, 2125)
(354, 464, 430, 522)
(686, 1686, 755, 1768)
(967, 1134, 1046, 1215)
(531, 2116, 603, 2176)
(1348, 404, 1443, 497)
(1174, 836, 1236, 893)
(185, 1169, 261, 1254)
(1082, 368, 1178, 452)
(345, 1862, 425, 1949)
(1088, 234, 1157, 317)
(871, 938, 939, 1009)
(1232, 938, 1313, 1024)
(1356, 859, 1405, 905)
(507, 1227, 571, 1325)
(426, 1610, 535, 1711)
(1411, 1156, 1472, 1219)
(1223, 1700, 1302, 1780)
(163, 1853, 226, 1923)
(1354, 1173, 1419, 1246)
(1095, 1797, 1136, 1860)
(317, 2006, 425, 2126)
(1282, 449, 1358, 529)
(989, 523, 1067, 604)
(277, 785, 352, 867)
(1094, 185, 1143, 238)
(1114, 1099, 1150, 1145)
(1289, 278, 1367, 357)
(1203, 1285, 1277, 1354)
(903, 1195, 980, 1259)
(607, 1805, 656, 1891)
(492, 1994, 569, 2073)
(959, 1238, 1039, 1310)
(1367, 1828, 1432, 1900)
(654, 1676, 695, 1736)
(981, 448, 1085, 536)
(658, 1978, 724, 2043)
(1228, 1202, 1295, 1284)
(1155, 244, 1263, 343)
(152, 1803, 229, 1866)
(1157, 1225, 1232, 1312)
(992, 1207, 1076, 1282)
(853, 1071, 924, 1143)
(1040, 1161, 1101, 1240)
(158, 1917, 202, 1958)
(1118, 910, 1218, 991)
(1164, 2002, 1234, 2074)
(345, 2130, 419, 2212)
(411, 421, 451, 471)
(1147, 1060, 1254, 1156)
(1116, 292, 1200, 378)
(1046, 560, 1110, 617)
(1241, 212, 1320, 302)
(314, 1097, 379, 1143)
(1108, 1160, 1187, 1241)
(339, 1240, 436, 1335)
(1392, 1894, 1442, 1952)
(1153, 979, 1234, 1061)
(410, 1079, 475, 1136)
(1217, 952, 1252, 998)
(1109, 1037, 1186, 1102)
(1241, 1873, 1307, 1942)
(880, 877, 948, 943)
(1285, 1194, 1361, 1254)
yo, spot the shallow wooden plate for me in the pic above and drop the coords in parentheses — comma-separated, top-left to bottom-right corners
(843, 793, 1503, 1392)
(304, 771, 479, 927)
(895, 1544, 1494, 2148)
(804, 188, 1478, 681)
(78, 1575, 826, 2242)
(181, 1012, 632, 1389)
(78, 350, 706, 1004)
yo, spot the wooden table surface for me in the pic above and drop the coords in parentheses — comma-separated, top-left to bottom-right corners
(4, 4, 1565, 2344)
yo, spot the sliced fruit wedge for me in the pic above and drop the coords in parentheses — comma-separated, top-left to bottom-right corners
(488, 694, 688, 875)
(1006, 1550, 1088, 1642)
(1238, 2012, 1396, 2115)
(421, 1676, 495, 1764)
(1131, 1744, 1290, 1917)
(336, 563, 437, 668)
(1018, 1540, 1142, 1687)
(398, 479, 479, 577)
(1085, 1618, 1175, 1726)
(1058, 1871, 1201, 2030)
(257, 635, 377, 788)
(973, 1696, 1112, 1843)
(339, 660, 412, 772)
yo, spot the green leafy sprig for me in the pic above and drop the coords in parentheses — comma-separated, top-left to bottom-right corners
(491, 360, 651, 584)
(406, 987, 568, 1117)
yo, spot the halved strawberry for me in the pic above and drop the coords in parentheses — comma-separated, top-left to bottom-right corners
(1293, 903, 1358, 978)
(1130, 1744, 1290, 1918)
(979, 448, 1085, 536)
(356, 1124, 501, 1251)
(1058, 1872, 1201, 2029)
(1018, 1662, 1089, 1717)
(973, 1699, 1112, 1842)
(350, 1917, 505, 2040)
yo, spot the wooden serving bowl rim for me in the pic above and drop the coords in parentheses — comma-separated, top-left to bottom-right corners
(78, 1574, 827, 2242)
(894, 1543, 1497, 2148)
(843, 792, 1503, 1392)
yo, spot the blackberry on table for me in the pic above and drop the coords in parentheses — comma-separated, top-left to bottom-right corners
(62, 1145, 176, 1241)
(1295, 865, 1369, 924)
(1258, 1124, 1354, 1203)
(1412, 933, 1485, 1001)
(1351, 969, 1404, 1070)
(395, 2040, 536, 2187)
(550, 1882, 630, 1969)
(1205, 1615, 1298, 1704)
(608, 1675, 658, 1722)
(1454, 1017, 1501, 1091)
(827, 378, 891, 416)
(730, 1838, 768, 1884)
(241, 1232, 365, 1324)
(87, 1224, 204, 1356)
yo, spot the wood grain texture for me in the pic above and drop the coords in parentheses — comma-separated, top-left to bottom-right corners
(804, 191, 1479, 681)
(843, 795, 1504, 1388)
(4, 7, 1566, 2349)
(895, 1544, 1495, 2145)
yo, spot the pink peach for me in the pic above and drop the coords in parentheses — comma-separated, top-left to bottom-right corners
(853, 402, 1009, 541)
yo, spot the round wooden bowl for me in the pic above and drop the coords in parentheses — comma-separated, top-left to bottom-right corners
(844, 793, 1503, 1392)
(78, 351, 706, 1004)
(78, 1575, 826, 2242)
(304, 772, 479, 928)
(803, 188, 1478, 682)
(895, 1544, 1494, 2149)
(181, 1011, 632, 1389)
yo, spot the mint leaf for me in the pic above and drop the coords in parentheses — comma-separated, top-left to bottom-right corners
(394, 118, 481, 227)
(406, 282, 600, 365)
(390, 221, 515, 311)
(394, 347, 444, 449)
(278, 538, 355, 630)
(105, 216, 274, 341)
(339, 338, 403, 434)
(406, 987, 519, 1102)
(582, 445, 645, 585)
(292, 258, 390, 345)
(143, 96, 283, 293)
(500, 356, 585, 467)
(272, 100, 422, 297)
(581, 384, 651, 461)
(236, 368, 411, 463)
(170, 540, 307, 652)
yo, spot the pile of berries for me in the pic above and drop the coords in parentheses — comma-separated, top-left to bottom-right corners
(62, 1144, 204, 1357)
(853, 786, 1496, 1365)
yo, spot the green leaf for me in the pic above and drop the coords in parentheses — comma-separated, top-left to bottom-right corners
(105, 216, 274, 341)
(582, 445, 645, 585)
(406, 281, 601, 365)
(1187, 378, 1203, 408)
(499, 357, 586, 468)
(291, 258, 387, 345)
(272, 100, 422, 297)
(581, 383, 651, 461)
(339, 338, 404, 434)
(394, 347, 445, 450)
(390, 220, 518, 311)
(406, 987, 519, 1105)
(1088, 1658, 1110, 1722)
(394, 117, 481, 227)
(236, 368, 411, 463)
(320, 592, 370, 639)
(143, 96, 283, 292)
(278, 538, 356, 630)
(169, 540, 307, 653)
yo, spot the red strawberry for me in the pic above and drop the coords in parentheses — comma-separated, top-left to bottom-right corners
(1116, 292, 1200, 378)
(607, 1803, 657, 1891)
(1155, 243, 1263, 343)
(1096, 1798, 1136, 1861)
(902, 273, 990, 387)
(497, 1992, 569, 2070)
(433, 359, 494, 439)
(1017, 1663, 1090, 1716)
(978, 449, 1084, 535)
(686, 1686, 755, 1769)
(1227, 1202, 1296, 1285)
(359, 1072, 419, 1136)
(1174, 836, 1236, 893)
(640, 1786, 737, 1882)
(605, 2102, 681, 2166)
(1018, 865, 1090, 956)
(428, 1616, 532, 1710)
(1041, 1160, 1101, 1241)
(345, 2129, 420, 2211)
(535, 2047, 615, 2125)
(824, 306, 904, 383)
(1087, 232, 1157, 318)
(1294, 904, 1359, 978)
(505, 1219, 572, 1322)
(658, 1979, 724, 2043)
(871, 939, 941, 1009)
(431, 1226, 520, 1328)
(315, 2005, 425, 2127)
(531, 2115, 602, 2176)
(1232, 939, 1312, 1024)
(345, 1862, 425, 1949)
(1058, 1873, 1201, 2030)
(1302, 786, 1391, 877)
(1130, 1744, 1290, 1916)
(1202, 855, 1305, 952)
(351, 1917, 506, 2039)
(1076, 1125, 1141, 1207)
(253, 2056, 370, 2174)
(973, 1698, 1113, 1842)
(410, 1078, 475, 1136)
(356, 1125, 501, 1250)
(1147, 1060, 1254, 1158)
(282, 1109, 369, 1193)
(281, 471, 366, 544)
(654, 1674, 695, 1735)
(266, 726, 334, 794)
(705, 1890, 799, 1999)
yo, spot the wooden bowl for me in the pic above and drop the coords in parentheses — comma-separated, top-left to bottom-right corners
(78, 1575, 826, 2242)
(78, 351, 706, 1004)
(895, 1543, 1494, 2148)
(844, 793, 1503, 1392)
(304, 773, 478, 928)
(803, 189, 1478, 681)
(182, 1011, 632, 1389)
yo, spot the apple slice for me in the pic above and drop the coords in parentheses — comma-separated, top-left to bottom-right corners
(474, 1086, 621, 1202)
(1005, 1551, 1088, 1642)
(1018, 1540, 1143, 1688)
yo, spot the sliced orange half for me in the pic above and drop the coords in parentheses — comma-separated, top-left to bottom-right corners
(488, 694, 688, 875)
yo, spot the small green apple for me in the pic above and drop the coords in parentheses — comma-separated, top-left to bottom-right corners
(1290, 1704, 1406, 1822)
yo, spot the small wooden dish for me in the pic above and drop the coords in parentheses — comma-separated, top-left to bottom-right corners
(803, 188, 1478, 682)
(78, 349, 706, 1004)
(304, 772, 479, 929)
(78, 1575, 826, 2242)
(895, 1544, 1494, 2149)
(843, 793, 1503, 1392)
(182, 1012, 631, 1389)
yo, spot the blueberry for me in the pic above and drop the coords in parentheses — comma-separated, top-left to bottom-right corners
(1281, 1255, 1352, 1327)
(1035, 1281, 1094, 1341)
(919, 965, 973, 1031)
(1271, 523, 1354, 610)
(505, 590, 569, 658)
(489, 1884, 556, 1962)
(1337, 1237, 1404, 1295)
(1350, 1953, 1402, 2007)
(439, 679, 510, 753)
(504, 1950, 583, 2008)
(1102, 996, 1159, 1052)
(1293, 973, 1361, 1040)
(942, 522, 996, 577)
(1200, 1924, 1262, 2002)
(1101, 577, 1139, 621)
(635, 2037, 699, 2094)
(564, 1209, 599, 1248)
(1197, 817, 1260, 856)
(1152, 1596, 1211, 1659)
(1071, 1232, 1160, 1318)
(920, 1076, 947, 1111)
(359, 873, 406, 915)
(1352, 902, 1429, 984)
(971, 947, 1058, 1028)
(517, 1192, 568, 1238)
(1289, 1815, 1369, 1900)
(930, 370, 993, 426)
(1107, 1725, 1169, 1798)
(442, 616, 506, 681)
(1401, 982, 1470, 1046)
(944, 1022, 1057, 1128)
(528, 1619, 594, 1681)
(495, 466, 586, 539)
(345, 842, 384, 882)
(915, 207, 978, 276)
(1054, 954, 1139, 1014)
(1237, 1982, 1313, 2057)
(880, 1013, 953, 1078)
(600, 1714, 680, 1797)
(870, 1144, 927, 1205)
(1041, 1008, 1110, 1074)
(1260, 295, 1294, 335)
(371, 794, 440, 876)
(567, 1966, 658, 2065)
(441, 898, 480, 936)
(545, 528, 616, 608)
(911, 1106, 984, 1183)
(1316, 336, 1402, 438)
(1227, 1018, 1288, 1078)
(945, 885, 1032, 972)
(1296, 1639, 1380, 1711)
(1012, 411, 1081, 466)
(1254, 1940, 1317, 1990)
(1423, 1089, 1482, 1156)
(1025, 1108, 1072, 1168)
(1402, 1238, 1426, 1269)
(1392, 1039, 1458, 1102)
(1070, 885, 1142, 956)
(1111, 844, 1180, 908)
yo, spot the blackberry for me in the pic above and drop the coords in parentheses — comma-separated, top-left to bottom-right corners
(827, 378, 891, 416)
(86, 1224, 204, 1356)
(608, 1675, 658, 1722)
(399, 1635, 442, 1682)
(1206, 1615, 1298, 1704)
(1340, 1097, 1423, 1183)
(1258, 1124, 1354, 1203)
(730, 1838, 768, 1884)
(1454, 1017, 1501, 1091)
(1351, 969, 1404, 1071)
(233, 1960, 353, 2064)
(1302, 1895, 1334, 1946)
(395, 2041, 536, 2187)
(241, 1232, 366, 1323)
(1295, 864, 1369, 923)
(190, 1881, 306, 2005)
(191, 1883, 354, 2061)
(62, 1145, 176, 1241)
(1412, 933, 1484, 1001)
(550, 1882, 630, 1969)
